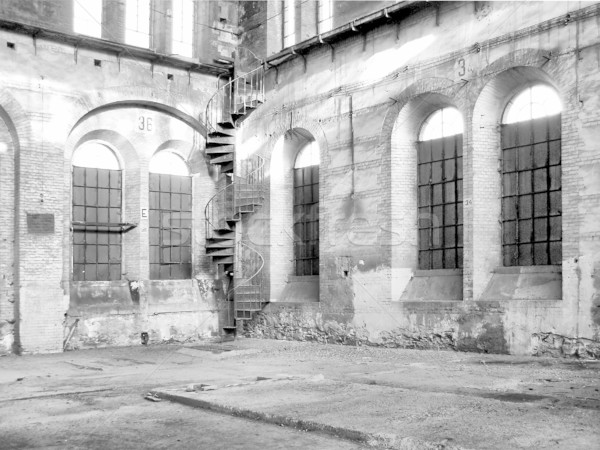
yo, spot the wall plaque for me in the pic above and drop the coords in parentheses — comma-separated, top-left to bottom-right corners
(27, 213, 55, 234)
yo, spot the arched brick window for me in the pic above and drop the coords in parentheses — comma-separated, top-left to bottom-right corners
(501, 85, 562, 266)
(293, 141, 319, 276)
(417, 107, 463, 270)
(149, 151, 192, 279)
(72, 142, 122, 281)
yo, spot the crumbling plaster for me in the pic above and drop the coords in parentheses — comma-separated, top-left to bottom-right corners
(239, 2, 600, 357)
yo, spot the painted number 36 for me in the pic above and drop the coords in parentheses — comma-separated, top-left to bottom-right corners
(138, 116, 153, 132)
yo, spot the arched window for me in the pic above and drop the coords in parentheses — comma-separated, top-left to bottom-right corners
(149, 151, 192, 279)
(293, 141, 319, 276)
(501, 85, 562, 266)
(72, 142, 122, 281)
(417, 107, 463, 270)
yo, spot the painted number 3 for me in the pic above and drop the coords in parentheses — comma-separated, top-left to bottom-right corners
(457, 58, 466, 77)
(138, 116, 153, 131)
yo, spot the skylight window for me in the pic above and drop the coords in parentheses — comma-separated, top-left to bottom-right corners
(125, 0, 151, 48)
(318, 0, 333, 34)
(172, 0, 194, 57)
(283, 0, 295, 48)
(73, 0, 102, 38)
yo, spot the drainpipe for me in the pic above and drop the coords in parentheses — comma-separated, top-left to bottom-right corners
(349, 94, 355, 196)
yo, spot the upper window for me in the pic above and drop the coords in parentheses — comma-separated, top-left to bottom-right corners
(73, 0, 102, 38)
(318, 0, 333, 34)
(283, 0, 296, 48)
(503, 85, 562, 125)
(293, 142, 319, 276)
(72, 143, 122, 281)
(500, 85, 562, 266)
(417, 107, 464, 270)
(419, 107, 464, 141)
(171, 0, 194, 57)
(125, 0, 151, 48)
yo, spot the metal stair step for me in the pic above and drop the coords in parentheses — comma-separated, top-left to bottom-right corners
(207, 135, 235, 145)
(206, 144, 234, 154)
(208, 130, 235, 139)
(220, 162, 234, 173)
(215, 256, 234, 264)
(207, 248, 234, 257)
(209, 230, 235, 239)
(206, 240, 234, 249)
(209, 154, 234, 164)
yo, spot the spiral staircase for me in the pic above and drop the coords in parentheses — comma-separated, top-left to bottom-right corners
(204, 56, 267, 332)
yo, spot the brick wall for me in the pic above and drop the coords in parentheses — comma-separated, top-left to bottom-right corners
(0, 1, 227, 352)
(238, 1, 600, 355)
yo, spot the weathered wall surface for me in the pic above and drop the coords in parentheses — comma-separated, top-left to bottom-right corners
(238, 1, 600, 357)
(0, 2, 230, 354)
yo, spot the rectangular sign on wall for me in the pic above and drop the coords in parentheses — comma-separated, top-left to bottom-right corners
(27, 213, 55, 234)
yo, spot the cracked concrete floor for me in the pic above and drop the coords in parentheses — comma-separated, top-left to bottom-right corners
(1, 339, 599, 449)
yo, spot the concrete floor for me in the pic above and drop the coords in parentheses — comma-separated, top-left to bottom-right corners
(1, 339, 599, 449)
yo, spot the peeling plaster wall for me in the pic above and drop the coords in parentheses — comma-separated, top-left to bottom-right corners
(239, 1, 600, 357)
(65, 279, 222, 350)
(0, 3, 230, 353)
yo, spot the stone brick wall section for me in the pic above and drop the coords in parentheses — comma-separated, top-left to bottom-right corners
(238, 2, 600, 356)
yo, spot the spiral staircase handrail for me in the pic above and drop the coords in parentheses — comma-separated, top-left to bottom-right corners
(205, 64, 265, 137)
(238, 241, 265, 286)
(204, 182, 234, 239)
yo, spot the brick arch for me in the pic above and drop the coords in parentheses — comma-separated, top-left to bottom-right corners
(375, 79, 465, 290)
(70, 130, 139, 170)
(68, 100, 207, 139)
(379, 77, 463, 151)
(468, 50, 569, 300)
(263, 114, 328, 173)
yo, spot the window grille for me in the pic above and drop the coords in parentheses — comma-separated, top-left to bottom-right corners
(501, 114, 561, 266)
(293, 165, 319, 276)
(72, 167, 122, 281)
(417, 135, 463, 269)
(149, 173, 192, 279)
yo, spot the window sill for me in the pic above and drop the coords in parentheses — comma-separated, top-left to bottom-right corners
(494, 265, 561, 275)
(413, 269, 463, 277)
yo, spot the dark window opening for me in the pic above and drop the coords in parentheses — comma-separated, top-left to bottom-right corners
(293, 164, 319, 276)
(501, 114, 561, 266)
(72, 166, 122, 281)
(149, 173, 192, 279)
(417, 134, 463, 270)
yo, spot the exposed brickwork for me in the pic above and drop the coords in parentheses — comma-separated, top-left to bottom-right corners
(237, 1, 600, 356)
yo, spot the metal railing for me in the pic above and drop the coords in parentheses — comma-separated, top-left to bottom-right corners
(232, 241, 266, 320)
(204, 154, 265, 239)
(205, 64, 266, 137)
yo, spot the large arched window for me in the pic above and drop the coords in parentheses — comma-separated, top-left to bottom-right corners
(293, 141, 319, 276)
(72, 142, 122, 281)
(417, 107, 463, 270)
(501, 85, 562, 266)
(149, 151, 192, 279)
